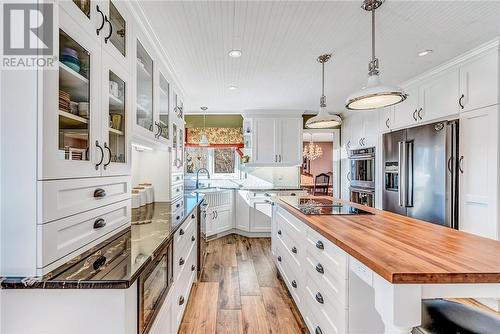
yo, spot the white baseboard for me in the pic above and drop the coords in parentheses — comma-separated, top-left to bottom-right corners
(207, 228, 271, 240)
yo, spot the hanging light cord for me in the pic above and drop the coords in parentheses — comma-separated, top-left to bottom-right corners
(320, 60, 326, 107)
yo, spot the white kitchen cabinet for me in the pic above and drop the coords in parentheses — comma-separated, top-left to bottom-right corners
(378, 106, 394, 132)
(204, 190, 234, 237)
(459, 106, 499, 240)
(246, 115, 302, 166)
(344, 111, 378, 149)
(419, 68, 460, 122)
(340, 117, 351, 201)
(215, 205, 233, 233)
(459, 49, 499, 113)
(250, 201, 273, 232)
(277, 118, 303, 165)
(252, 118, 278, 164)
(393, 85, 419, 129)
(235, 190, 250, 231)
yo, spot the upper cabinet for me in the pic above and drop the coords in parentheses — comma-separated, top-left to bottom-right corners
(135, 38, 155, 136)
(41, 7, 130, 179)
(245, 115, 302, 166)
(459, 49, 499, 113)
(59, 0, 131, 68)
(345, 111, 378, 149)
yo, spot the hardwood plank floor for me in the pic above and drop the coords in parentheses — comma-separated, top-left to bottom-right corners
(180, 235, 308, 334)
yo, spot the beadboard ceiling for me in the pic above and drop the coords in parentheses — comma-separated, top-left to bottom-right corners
(139, 1, 500, 114)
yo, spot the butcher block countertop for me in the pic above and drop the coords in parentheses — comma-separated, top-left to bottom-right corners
(274, 196, 500, 284)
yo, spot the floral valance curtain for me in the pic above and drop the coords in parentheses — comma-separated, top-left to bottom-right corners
(186, 128, 244, 148)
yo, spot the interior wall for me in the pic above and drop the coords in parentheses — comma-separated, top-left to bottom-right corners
(131, 148, 170, 202)
(303, 142, 333, 176)
(243, 166, 300, 187)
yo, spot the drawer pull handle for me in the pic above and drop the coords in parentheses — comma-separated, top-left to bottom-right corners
(93, 256, 106, 270)
(277, 256, 282, 262)
(176, 215, 181, 221)
(315, 326, 323, 334)
(179, 258, 185, 266)
(191, 264, 196, 271)
(290, 193, 296, 196)
(93, 188, 106, 198)
(176, 203, 180, 208)
(179, 228, 185, 235)
(277, 230, 282, 235)
(316, 263, 324, 274)
(315, 292, 324, 304)
(315, 240, 324, 250)
(291, 246, 297, 254)
(93, 218, 106, 229)
(178, 296, 185, 305)
(291, 280, 297, 288)
(191, 236, 195, 242)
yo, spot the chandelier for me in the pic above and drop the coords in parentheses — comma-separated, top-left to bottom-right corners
(303, 134, 323, 161)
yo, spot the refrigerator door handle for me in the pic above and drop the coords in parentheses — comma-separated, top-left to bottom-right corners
(406, 141, 414, 207)
(398, 141, 406, 207)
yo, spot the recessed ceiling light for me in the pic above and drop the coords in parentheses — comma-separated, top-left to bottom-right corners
(418, 49, 433, 57)
(229, 85, 238, 90)
(228, 50, 242, 58)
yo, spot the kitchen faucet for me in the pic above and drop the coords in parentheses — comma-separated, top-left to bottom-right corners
(196, 168, 211, 189)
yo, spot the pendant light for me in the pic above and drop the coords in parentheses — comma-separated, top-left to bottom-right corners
(199, 106, 209, 146)
(303, 133, 323, 161)
(345, 0, 407, 110)
(305, 54, 342, 129)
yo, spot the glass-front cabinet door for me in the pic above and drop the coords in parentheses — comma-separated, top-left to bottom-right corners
(136, 40, 154, 134)
(42, 10, 101, 179)
(59, 0, 102, 39)
(158, 74, 170, 141)
(101, 0, 129, 65)
(102, 55, 130, 176)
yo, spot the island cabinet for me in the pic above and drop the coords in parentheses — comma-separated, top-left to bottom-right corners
(271, 201, 500, 334)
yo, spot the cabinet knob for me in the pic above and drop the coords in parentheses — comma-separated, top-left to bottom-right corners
(191, 236, 195, 242)
(191, 214, 195, 219)
(179, 228, 185, 235)
(315, 292, 324, 304)
(316, 263, 324, 274)
(179, 258, 185, 266)
(291, 280, 297, 288)
(93, 218, 106, 229)
(315, 327, 323, 334)
(191, 265, 196, 271)
(277, 256, 282, 262)
(93, 188, 106, 198)
(178, 296, 185, 305)
(315, 240, 324, 250)
(291, 246, 297, 254)
(277, 230, 282, 235)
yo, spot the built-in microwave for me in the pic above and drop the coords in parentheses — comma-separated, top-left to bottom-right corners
(138, 238, 173, 334)
(348, 147, 375, 189)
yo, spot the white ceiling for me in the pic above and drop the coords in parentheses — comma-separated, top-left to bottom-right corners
(140, 1, 500, 114)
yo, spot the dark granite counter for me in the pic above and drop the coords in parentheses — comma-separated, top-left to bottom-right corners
(1, 193, 204, 289)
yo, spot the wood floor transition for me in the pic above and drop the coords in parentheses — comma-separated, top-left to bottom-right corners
(179, 234, 308, 334)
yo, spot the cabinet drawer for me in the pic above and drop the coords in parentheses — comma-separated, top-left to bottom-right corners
(275, 234, 301, 276)
(275, 245, 303, 307)
(171, 197, 185, 212)
(171, 172, 184, 185)
(276, 210, 302, 251)
(276, 206, 304, 234)
(174, 215, 196, 255)
(41, 176, 131, 224)
(304, 273, 347, 334)
(171, 183, 184, 199)
(38, 199, 131, 269)
(172, 240, 197, 329)
(303, 297, 346, 334)
(305, 225, 348, 277)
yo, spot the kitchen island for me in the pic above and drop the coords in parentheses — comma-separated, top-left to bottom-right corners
(271, 196, 500, 334)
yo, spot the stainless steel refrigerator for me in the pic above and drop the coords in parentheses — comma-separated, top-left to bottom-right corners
(382, 120, 459, 228)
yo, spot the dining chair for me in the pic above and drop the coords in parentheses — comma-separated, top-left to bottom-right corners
(314, 173, 330, 196)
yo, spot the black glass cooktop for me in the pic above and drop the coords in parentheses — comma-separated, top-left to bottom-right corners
(281, 197, 373, 215)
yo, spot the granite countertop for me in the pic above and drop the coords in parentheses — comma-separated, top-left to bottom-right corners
(1, 193, 205, 289)
(274, 195, 500, 284)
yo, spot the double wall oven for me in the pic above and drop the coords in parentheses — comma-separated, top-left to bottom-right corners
(348, 147, 375, 207)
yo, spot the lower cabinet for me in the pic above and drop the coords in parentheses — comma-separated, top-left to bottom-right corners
(250, 200, 273, 232)
(272, 205, 348, 334)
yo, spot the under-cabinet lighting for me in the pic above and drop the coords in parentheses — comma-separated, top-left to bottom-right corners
(132, 143, 153, 152)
